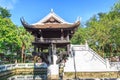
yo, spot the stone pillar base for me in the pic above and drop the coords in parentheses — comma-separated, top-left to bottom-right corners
(48, 75, 59, 80)
(48, 65, 59, 80)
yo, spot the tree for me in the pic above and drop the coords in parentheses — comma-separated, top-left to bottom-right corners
(111, 0, 120, 12)
(0, 6, 11, 18)
(0, 17, 19, 62)
(84, 0, 120, 57)
(71, 27, 87, 44)
(72, 0, 120, 57)
(0, 6, 34, 63)
(17, 27, 33, 63)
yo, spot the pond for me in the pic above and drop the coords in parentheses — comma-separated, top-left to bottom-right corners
(4, 75, 120, 80)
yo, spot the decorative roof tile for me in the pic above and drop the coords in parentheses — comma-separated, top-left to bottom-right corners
(33, 9, 69, 25)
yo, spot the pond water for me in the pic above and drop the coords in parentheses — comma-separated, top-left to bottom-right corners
(6, 75, 120, 80)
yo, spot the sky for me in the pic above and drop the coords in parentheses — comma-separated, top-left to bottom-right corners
(0, 0, 118, 26)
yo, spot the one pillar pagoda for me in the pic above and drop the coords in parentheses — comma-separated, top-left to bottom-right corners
(21, 10, 80, 79)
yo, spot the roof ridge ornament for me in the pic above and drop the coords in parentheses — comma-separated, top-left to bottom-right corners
(76, 16, 81, 22)
(32, 9, 75, 25)
(50, 8, 54, 13)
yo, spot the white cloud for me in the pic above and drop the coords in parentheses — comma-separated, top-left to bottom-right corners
(0, 0, 18, 9)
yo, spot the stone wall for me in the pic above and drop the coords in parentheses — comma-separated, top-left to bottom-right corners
(0, 68, 47, 79)
(64, 72, 120, 79)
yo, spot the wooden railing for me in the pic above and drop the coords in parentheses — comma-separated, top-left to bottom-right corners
(35, 38, 69, 43)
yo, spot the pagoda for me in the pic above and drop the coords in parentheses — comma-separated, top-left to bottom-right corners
(21, 9, 80, 79)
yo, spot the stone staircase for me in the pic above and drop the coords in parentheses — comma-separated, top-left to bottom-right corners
(64, 44, 118, 72)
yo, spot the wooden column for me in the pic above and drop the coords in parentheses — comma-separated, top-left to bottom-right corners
(39, 29, 43, 41)
(67, 44, 70, 54)
(38, 47, 40, 52)
(52, 44, 57, 65)
(34, 46, 37, 52)
(48, 45, 52, 64)
(48, 43, 59, 79)
(67, 30, 70, 41)
(41, 48, 43, 52)
(34, 32, 38, 42)
(61, 29, 64, 40)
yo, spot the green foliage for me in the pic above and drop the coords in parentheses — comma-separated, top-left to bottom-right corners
(0, 6, 11, 18)
(0, 6, 33, 63)
(17, 27, 34, 49)
(16, 27, 34, 62)
(71, 0, 120, 57)
(86, 11, 120, 57)
(0, 17, 18, 53)
(71, 27, 87, 44)
(111, 0, 120, 12)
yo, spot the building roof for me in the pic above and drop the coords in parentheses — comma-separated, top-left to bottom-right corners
(21, 9, 80, 30)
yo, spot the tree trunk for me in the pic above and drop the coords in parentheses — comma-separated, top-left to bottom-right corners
(21, 43, 25, 63)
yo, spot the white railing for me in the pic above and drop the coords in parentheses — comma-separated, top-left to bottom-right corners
(0, 63, 47, 72)
(8, 75, 47, 80)
(88, 48, 106, 65)
(15, 63, 47, 68)
(110, 62, 120, 70)
(0, 64, 16, 72)
(71, 45, 106, 65)
(72, 44, 120, 70)
(72, 45, 86, 51)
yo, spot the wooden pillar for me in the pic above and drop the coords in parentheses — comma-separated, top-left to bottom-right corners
(67, 44, 70, 54)
(48, 43, 59, 79)
(52, 44, 57, 65)
(34, 46, 37, 52)
(41, 48, 43, 52)
(67, 31, 70, 41)
(61, 29, 64, 40)
(48, 45, 52, 64)
(39, 30, 43, 41)
(34, 33, 38, 42)
(38, 47, 40, 52)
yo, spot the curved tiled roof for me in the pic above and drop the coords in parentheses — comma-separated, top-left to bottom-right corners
(33, 22, 80, 29)
(21, 18, 80, 30)
(21, 10, 80, 30)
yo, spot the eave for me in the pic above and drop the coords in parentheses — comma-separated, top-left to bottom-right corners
(20, 17, 80, 31)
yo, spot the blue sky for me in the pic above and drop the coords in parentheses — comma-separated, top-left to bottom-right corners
(0, 0, 118, 26)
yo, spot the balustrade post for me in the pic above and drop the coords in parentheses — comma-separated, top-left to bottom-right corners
(85, 40, 89, 50)
(106, 58, 110, 69)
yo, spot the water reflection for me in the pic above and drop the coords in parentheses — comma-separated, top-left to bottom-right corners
(8, 75, 47, 80)
(7, 75, 119, 80)
(66, 78, 119, 80)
